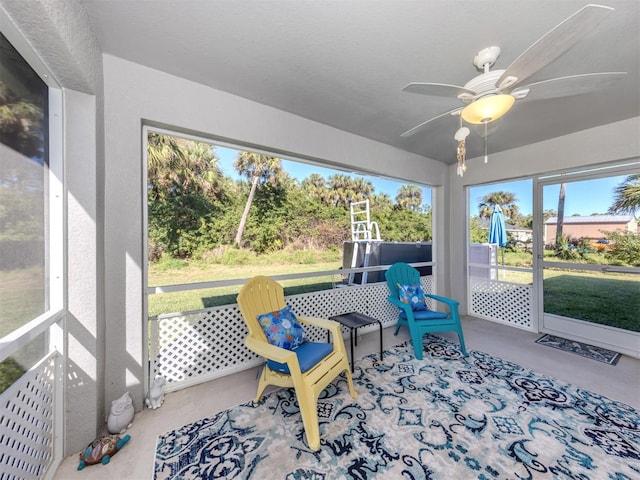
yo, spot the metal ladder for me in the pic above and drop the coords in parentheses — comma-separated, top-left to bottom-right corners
(348, 200, 381, 285)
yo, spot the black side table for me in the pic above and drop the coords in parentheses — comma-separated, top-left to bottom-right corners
(329, 312, 383, 372)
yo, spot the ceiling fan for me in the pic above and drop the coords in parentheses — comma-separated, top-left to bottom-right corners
(401, 4, 627, 141)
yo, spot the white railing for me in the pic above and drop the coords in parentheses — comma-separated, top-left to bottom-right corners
(0, 351, 61, 480)
(468, 263, 534, 331)
(0, 310, 64, 480)
(148, 274, 434, 393)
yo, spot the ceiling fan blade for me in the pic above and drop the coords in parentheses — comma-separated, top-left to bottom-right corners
(401, 107, 463, 137)
(513, 72, 627, 100)
(497, 4, 614, 90)
(402, 82, 476, 98)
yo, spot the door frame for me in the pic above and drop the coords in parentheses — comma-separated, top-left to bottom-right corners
(533, 162, 640, 358)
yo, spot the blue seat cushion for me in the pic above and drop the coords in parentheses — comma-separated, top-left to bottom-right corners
(399, 309, 448, 320)
(267, 341, 333, 374)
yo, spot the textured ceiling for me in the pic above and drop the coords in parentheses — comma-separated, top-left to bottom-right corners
(80, 0, 640, 164)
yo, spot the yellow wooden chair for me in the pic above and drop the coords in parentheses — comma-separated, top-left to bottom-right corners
(237, 276, 357, 451)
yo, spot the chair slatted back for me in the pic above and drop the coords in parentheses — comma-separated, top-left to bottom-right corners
(237, 276, 286, 340)
(385, 262, 420, 298)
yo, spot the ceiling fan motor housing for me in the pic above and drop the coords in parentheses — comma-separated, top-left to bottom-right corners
(458, 70, 505, 102)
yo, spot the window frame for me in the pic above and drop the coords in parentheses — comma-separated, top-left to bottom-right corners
(0, 12, 65, 367)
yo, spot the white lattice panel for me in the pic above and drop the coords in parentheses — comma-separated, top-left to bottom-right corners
(152, 305, 257, 387)
(287, 290, 337, 342)
(469, 278, 533, 329)
(333, 285, 372, 316)
(149, 277, 436, 392)
(421, 276, 435, 308)
(0, 353, 57, 480)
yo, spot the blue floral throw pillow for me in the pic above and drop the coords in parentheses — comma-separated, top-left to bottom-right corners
(397, 283, 428, 311)
(257, 305, 307, 350)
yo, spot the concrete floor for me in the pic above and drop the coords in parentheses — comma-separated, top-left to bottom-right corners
(53, 316, 640, 479)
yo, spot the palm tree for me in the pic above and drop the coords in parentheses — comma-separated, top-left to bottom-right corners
(609, 174, 640, 218)
(147, 133, 221, 200)
(327, 174, 353, 208)
(371, 192, 393, 210)
(302, 173, 331, 205)
(352, 177, 374, 200)
(147, 133, 183, 192)
(233, 152, 283, 247)
(395, 185, 422, 210)
(478, 191, 519, 221)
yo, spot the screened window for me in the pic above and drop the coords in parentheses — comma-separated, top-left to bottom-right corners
(145, 129, 433, 316)
(0, 31, 49, 338)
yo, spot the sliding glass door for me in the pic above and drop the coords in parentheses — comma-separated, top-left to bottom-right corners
(536, 166, 640, 357)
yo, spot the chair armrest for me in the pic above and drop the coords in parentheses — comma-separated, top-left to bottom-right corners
(298, 316, 343, 339)
(298, 315, 337, 330)
(298, 316, 347, 354)
(245, 335, 296, 363)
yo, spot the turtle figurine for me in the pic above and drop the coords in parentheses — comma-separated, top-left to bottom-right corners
(77, 433, 131, 470)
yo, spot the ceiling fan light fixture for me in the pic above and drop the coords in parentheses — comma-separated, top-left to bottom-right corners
(461, 94, 515, 124)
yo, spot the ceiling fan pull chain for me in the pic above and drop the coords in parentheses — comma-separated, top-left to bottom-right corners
(484, 121, 489, 164)
(455, 116, 469, 177)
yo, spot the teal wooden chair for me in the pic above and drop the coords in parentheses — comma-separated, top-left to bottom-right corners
(385, 262, 468, 359)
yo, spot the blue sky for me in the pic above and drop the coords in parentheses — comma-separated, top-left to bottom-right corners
(216, 145, 626, 217)
(469, 176, 626, 217)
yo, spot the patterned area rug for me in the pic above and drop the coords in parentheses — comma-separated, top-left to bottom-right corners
(535, 334, 622, 365)
(154, 337, 640, 479)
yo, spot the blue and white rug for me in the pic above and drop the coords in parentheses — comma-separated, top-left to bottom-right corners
(154, 336, 640, 479)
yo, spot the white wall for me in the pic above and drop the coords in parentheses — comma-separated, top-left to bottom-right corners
(447, 117, 640, 313)
(102, 54, 450, 410)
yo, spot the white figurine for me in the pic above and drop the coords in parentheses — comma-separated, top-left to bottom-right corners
(107, 391, 134, 434)
(145, 376, 166, 409)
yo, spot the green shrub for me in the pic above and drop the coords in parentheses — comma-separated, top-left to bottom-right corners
(554, 235, 588, 261)
(288, 249, 317, 264)
(221, 248, 255, 265)
(152, 254, 190, 271)
(606, 231, 640, 267)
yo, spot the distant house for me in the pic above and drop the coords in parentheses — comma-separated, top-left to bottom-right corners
(544, 215, 638, 246)
(505, 223, 533, 245)
(477, 218, 533, 246)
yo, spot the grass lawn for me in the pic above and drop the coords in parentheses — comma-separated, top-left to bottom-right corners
(148, 249, 639, 333)
(148, 260, 343, 317)
(0, 267, 48, 393)
(543, 270, 639, 332)
(0, 267, 45, 338)
(493, 249, 639, 332)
